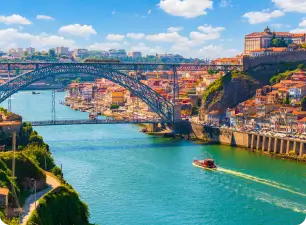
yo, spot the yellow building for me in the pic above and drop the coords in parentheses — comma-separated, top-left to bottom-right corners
(111, 91, 125, 105)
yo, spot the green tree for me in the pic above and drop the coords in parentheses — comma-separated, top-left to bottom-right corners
(285, 97, 290, 105)
(208, 69, 217, 75)
(272, 38, 287, 47)
(29, 132, 44, 146)
(302, 97, 306, 111)
(298, 64, 305, 70)
(110, 104, 119, 110)
(48, 48, 56, 58)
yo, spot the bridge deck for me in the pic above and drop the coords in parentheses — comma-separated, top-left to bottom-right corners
(27, 119, 165, 126)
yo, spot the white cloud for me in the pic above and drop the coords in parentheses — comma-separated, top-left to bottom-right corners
(299, 19, 306, 27)
(242, 9, 284, 24)
(197, 45, 239, 59)
(290, 28, 306, 33)
(36, 15, 55, 20)
(126, 33, 146, 39)
(159, 0, 213, 18)
(189, 25, 225, 42)
(273, 0, 306, 13)
(88, 42, 122, 51)
(289, 19, 306, 33)
(145, 32, 187, 42)
(171, 43, 239, 59)
(0, 14, 31, 25)
(189, 31, 221, 42)
(0, 28, 76, 50)
(105, 34, 125, 41)
(58, 24, 97, 37)
(167, 27, 184, 32)
(197, 24, 225, 33)
(148, 10, 152, 14)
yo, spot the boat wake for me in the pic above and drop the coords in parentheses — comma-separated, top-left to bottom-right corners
(217, 167, 306, 198)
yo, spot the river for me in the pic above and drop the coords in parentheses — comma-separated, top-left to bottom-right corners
(3, 90, 306, 225)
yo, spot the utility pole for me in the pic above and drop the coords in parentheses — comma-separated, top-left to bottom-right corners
(12, 132, 16, 181)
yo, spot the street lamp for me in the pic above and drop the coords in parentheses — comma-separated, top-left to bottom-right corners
(31, 178, 37, 210)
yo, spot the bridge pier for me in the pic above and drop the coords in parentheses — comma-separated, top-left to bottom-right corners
(146, 123, 159, 132)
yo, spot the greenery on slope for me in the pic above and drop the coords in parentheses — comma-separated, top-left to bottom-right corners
(0, 121, 91, 224)
(27, 185, 90, 225)
(203, 70, 257, 109)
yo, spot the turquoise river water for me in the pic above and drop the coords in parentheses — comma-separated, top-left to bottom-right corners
(2, 90, 306, 225)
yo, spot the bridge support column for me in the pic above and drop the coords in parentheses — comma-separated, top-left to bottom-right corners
(274, 138, 278, 153)
(280, 139, 284, 154)
(256, 135, 260, 150)
(286, 140, 290, 155)
(268, 137, 272, 153)
(293, 141, 297, 155)
(300, 142, 304, 157)
(174, 104, 182, 122)
(146, 123, 158, 132)
(251, 134, 255, 149)
(262, 136, 266, 151)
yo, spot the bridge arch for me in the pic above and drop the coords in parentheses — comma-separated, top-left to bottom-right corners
(0, 64, 173, 122)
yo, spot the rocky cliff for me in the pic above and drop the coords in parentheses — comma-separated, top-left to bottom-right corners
(200, 62, 306, 118)
(200, 71, 261, 118)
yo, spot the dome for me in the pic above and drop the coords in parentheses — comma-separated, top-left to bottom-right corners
(264, 26, 271, 33)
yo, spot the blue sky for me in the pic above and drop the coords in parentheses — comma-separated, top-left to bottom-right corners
(0, 0, 306, 59)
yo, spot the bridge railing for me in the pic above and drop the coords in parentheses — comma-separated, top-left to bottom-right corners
(26, 119, 169, 126)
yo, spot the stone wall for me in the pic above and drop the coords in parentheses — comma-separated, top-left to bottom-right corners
(243, 51, 306, 71)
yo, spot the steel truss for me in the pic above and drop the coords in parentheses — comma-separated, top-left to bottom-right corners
(0, 62, 242, 123)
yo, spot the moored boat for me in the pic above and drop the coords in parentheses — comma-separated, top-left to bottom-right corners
(193, 159, 217, 170)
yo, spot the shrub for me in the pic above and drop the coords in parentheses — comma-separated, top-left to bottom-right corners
(27, 186, 90, 225)
(110, 104, 119, 110)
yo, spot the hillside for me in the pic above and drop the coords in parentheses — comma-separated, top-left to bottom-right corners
(200, 71, 260, 116)
(200, 62, 305, 117)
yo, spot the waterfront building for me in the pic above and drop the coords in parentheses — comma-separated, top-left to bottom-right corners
(26, 47, 35, 55)
(8, 48, 23, 58)
(73, 49, 88, 57)
(156, 53, 183, 61)
(128, 51, 142, 58)
(109, 49, 127, 58)
(244, 26, 306, 54)
(55, 47, 70, 55)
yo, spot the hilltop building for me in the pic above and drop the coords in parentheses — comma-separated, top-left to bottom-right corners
(244, 26, 306, 54)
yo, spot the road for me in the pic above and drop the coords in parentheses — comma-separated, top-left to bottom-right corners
(20, 173, 61, 225)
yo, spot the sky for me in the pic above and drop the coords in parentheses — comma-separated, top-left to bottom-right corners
(0, 0, 306, 59)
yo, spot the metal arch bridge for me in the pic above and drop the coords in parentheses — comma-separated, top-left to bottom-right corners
(0, 62, 242, 125)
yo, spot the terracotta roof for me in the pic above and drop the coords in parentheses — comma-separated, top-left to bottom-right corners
(0, 188, 9, 196)
(298, 117, 306, 122)
(272, 83, 285, 89)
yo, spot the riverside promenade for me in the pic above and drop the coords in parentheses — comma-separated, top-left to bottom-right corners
(190, 122, 306, 158)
